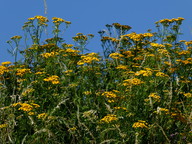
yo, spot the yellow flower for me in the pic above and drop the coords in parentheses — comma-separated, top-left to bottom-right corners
(157, 107, 169, 112)
(83, 91, 92, 95)
(109, 52, 124, 59)
(35, 72, 46, 75)
(12, 102, 22, 107)
(107, 99, 115, 103)
(148, 93, 161, 102)
(113, 107, 127, 111)
(18, 103, 33, 112)
(0, 124, 8, 129)
(65, 48, 80, 53)
(100, 114, 118, 123)
(184, 93, 192, 98)
(41, 52, 58, 58)
(43, 75, 60, 84)
(158, 49, 170, 55)
(37, 113, 48, 119)
(11, 35, 22, 40)
(16, 68, 31, 76)
(122, 32, 153, 41)
(185, 41, 192, 46)
(116, 65, 128, 70)
(1, 61, 11, 65)
(135, 69, 152, 76)
(68, 127, 77, 132)
(30, 103, 40, 108)
(150, 43, 165, 48)
(123, 78, 144, 86)
(123, 51, 134, 58)
(146, 54, 155, 57)
(77, 53, 99, 65)
(132, 120, 148, 128)
(28, 112, 35, 115)
(34, 15, 48, 23)
(102, 91, 118, 98)
(52, 17, 65, 23)
(156, 72, 169, 77)
(0, 65, 9, 75)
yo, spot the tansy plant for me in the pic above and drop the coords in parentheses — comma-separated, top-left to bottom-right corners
(0, 16, 191, 144)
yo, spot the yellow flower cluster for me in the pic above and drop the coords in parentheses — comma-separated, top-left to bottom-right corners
(35, 71, 46, 75)
(158, 107, 169, 112)
(113, 106, 127, 111)
(77, 53, 99, 65)
(102, 90, 119, 98)
(52, 17, 65, 23)
(37, 113, 48, 119)
(30, 16, 48, 22)
(12, 102, 40, 112)
(0, 123, 8, 129)
(164, 61, 172, 66)
(83, 91, 92, 95)
(133, 55, 144, 61)
(112, 23, 131, 30)
(64, 48, 80, 53)
(176, 58, 192, 65)
(135, 68, 153, 76)
(158, 49, 170, 55)
(41, 52, 58, 58)
(115, 65, 128, 70)
(62, 43, 74, 48)
(43, 75, 60, 84)
(122, 32, 153, 41)
(123, 78, 144, 86)
(164, 43, 173, 47)
(28, 16, 48, 26)
(132, 120, 148, 128)
(150, 43, 165, 48)
(64, 70, 73, 76)
(185, 41, 192, 46)
(146, 53, 155, 57)
(1, 61, 11, 65)
(73, 33, 88, 41)
(109, 52, 124, 59)
(11, 36, 22, 40)
(176, 50, 190, 55)
(16, 68, 31, 76)
(68, 83, 78, 88)
(122, 50, 134, 58)
(157, 17, 184, 24)
(100, 114, 118, 123)
(148, 93, 161, 102)
(156, 72, 169, 77)
(52, 17, 71, 25)
(0, 65, 9, 75)
(68, 127, 77, 132)
(183, 93, 192, 98)
(101, 36, 119, 43)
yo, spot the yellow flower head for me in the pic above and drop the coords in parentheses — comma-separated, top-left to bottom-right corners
(123, 78, 144, 86)
(132, 120, 148, 128)
(43, 75, 60, 84)
(1, 61, 11, 65)
(109, 52, 124, 59)
(100, 114, 118, 123)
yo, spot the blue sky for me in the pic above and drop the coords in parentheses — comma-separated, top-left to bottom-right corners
(1, 0, 192, 62)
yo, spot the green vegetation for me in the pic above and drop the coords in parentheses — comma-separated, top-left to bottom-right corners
(0, 16, 191, 143)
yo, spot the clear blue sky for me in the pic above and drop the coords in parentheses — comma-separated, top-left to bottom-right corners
(1, 0, 192, 62)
